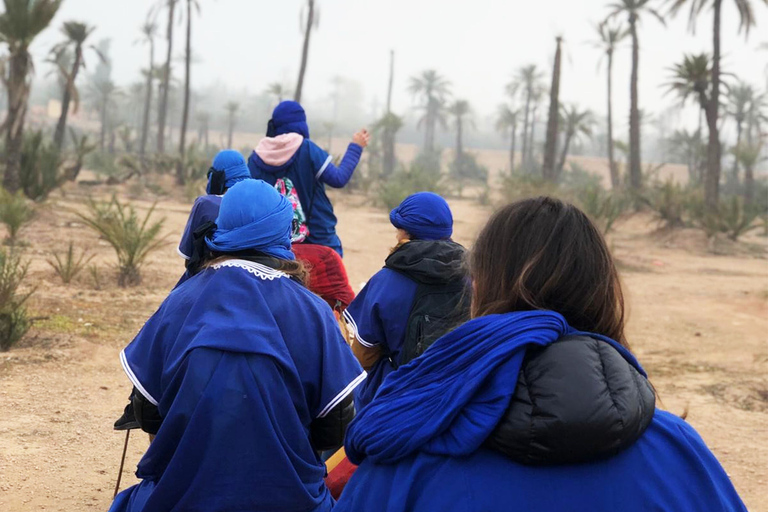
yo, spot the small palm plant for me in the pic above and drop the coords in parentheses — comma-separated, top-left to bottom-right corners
(0, 247, 34, 351)
(0, 187, 35, 245)
(47, 241, 94, 284)
(77, 196, 167, 286)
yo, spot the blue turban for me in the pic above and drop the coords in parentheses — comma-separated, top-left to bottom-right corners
(207, 150, 251, 194)
(206, 180, 295, 261)
(390, 192, 453, 241)
(267, 100, 310, 139)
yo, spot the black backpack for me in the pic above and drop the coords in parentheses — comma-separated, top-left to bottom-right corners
(396, 280, 470, 368)
(384, 240, 470, 368)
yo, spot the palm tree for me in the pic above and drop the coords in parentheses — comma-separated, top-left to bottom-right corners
(177, 0, 199, 185)
(495, 104, 519, 172)
(294, 0, 319, 103)
(225, 101, 238, 148)
(731, 142, 763, 203)
(507, 64, 545, 170)
(667, 128, 705, 183)
(744, 91, 767, 144)
(557, 104, 596, 176)
(376, 112, 403, 178)
(666, 0, 766, 208)
(0, 0, 62, 193)
(447, 100, 471, 160)
(665, 53, 712, 112)
(157, 0, 178, 153)
(408, 69, 451, 153)
(196, 110, 210, 147)
(592, 21, 629, 189)
(725, 81, 757, 182)
(88, 77, 119, 151)
(50, 22, 98, 150)
(266, 82, 289, 105)
(607, 0, 666, 192)
(138, 22, 157, 163)
(527, 86, 546, 166)
(543, 37, 564, 181)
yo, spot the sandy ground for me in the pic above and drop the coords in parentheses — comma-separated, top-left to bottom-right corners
(0, 179, 767, 511)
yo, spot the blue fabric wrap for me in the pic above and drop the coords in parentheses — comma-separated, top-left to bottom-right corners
(345, 310, 641, 465)
(178, 195, 222, 259)
(269, 100, 310, 139)
(249, 140, 344, 255)
(206, 180, 295, 260)
(390, 192, 453, 241)
(344, 268, 418, 411)
(335, 410, 747, 512)
(206, 149, 251, 194)
(111, 261, 365, 512)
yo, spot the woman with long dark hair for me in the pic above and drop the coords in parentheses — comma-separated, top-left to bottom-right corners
(335, 197, 746, 512)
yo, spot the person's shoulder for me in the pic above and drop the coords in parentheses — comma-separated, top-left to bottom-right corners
(193, 194, 223, 210)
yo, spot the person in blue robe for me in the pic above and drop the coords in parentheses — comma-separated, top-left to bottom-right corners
(335, 197, 746, 512)
(109, 180, 366, 512)
(343, 192, 469, 411)
(176, 149, 251, 286)
(248, 100, 369, 256)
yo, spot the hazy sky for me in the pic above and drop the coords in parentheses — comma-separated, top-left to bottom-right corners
(29, 0, 768, 137)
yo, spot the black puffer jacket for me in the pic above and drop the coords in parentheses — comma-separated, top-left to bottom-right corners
(486, 335, 655, 465)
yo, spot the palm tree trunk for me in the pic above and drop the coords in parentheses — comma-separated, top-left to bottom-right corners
(294, 0, 314, 103)
(543, 37, 562, 181)
(54, 47, 82, 150)
(557, 132, 572, 174)
(386, 50, 394, 114)
(607, 49, 619, 189)
(731, 120, 742, 184)
(529, 107, 538, 166)
(510, 122, 517, 172)
(140, 42, 155, 164)
(628, 17, 642, 191)
(177, 0, 193, 185)
(705, 0, 723, 209)
(383, 126, 395, 177)
(521, 91, 531, 169)
(157, 0, 176, 153)
(2, 52, 30, 193)
(744, 162, 754, 204)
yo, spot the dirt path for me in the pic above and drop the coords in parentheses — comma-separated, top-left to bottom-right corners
(1, 186, 766, 511)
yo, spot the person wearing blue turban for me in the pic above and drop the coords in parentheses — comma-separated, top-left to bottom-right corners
(177, 149, 251, 262)
(249, 100, 370, 257)
(109, 179, 366, 512)
(343, 192, 470, 411)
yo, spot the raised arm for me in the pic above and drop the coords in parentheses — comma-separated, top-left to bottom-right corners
(318, 129, 370, 188)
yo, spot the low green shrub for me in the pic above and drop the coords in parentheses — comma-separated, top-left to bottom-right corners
(47, 242, 94, 284)
(0, 248, 34, 351)
(77, 196, 167, 286)
(0, 188, 35, 245)
(376, 162, 447, 210)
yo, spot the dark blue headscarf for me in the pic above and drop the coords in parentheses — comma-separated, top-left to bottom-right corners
(267, 100, 310, 139)
(206, 180, 295, 260)
(390, 192, 453, 240)
(206, 150, 251, 194)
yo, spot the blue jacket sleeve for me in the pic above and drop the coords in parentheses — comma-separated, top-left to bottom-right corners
(316, 143, 364, 188)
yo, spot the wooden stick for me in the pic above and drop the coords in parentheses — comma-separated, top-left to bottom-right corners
(113, 429, 131, 499)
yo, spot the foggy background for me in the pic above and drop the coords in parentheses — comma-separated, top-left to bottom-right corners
(22, 0, 768, 152)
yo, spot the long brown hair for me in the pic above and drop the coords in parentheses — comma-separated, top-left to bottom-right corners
(470, 196, 627, 347)
(204, 253, 309, 286)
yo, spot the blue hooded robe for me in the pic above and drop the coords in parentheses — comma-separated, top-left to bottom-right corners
(110, 259, 366, 512)
(335, 311, 746, 512)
